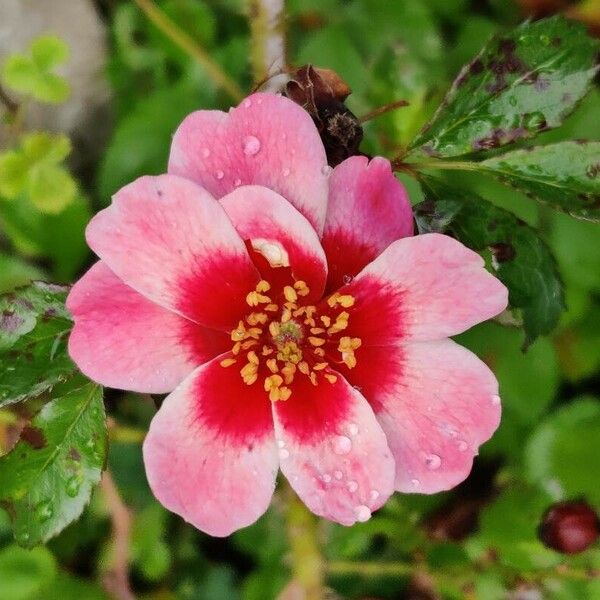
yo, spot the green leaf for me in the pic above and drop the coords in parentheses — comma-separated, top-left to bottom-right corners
(22, 133, 72, 164)
(415, 178, 564, 345)
(0, 253, 46, 294)
(2, 55, 38, 91)
(97, 83, 202, 200)
(28, 164, 77, 214)
(30, 36, 69, 71)
(0, 282, 75, 407)
(0, 378, 107, 547)
(0, 152, 28, 200)
(408, 16, 600, 158)
(480, 141, 600, 222)
(477, 483, 559, 570)
(525, 397, 600, 504)
(0, 545, 57, 600)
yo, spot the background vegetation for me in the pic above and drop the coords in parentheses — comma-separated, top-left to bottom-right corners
(0, 1, 599, 599)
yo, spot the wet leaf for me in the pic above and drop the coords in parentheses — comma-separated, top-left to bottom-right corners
(0, 282, 75, 407)
(415, 178, 564, 346)
(0, 378, 107, 548)
(481, 141, 600, 221)
(408, 16, 600, 158)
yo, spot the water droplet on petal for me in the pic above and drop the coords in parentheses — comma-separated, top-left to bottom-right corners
(282, 167, 290, 177)
(243, 99, 252, 108)
(333, 435, 352, 455)
(216, 170, 224, 180)
(321, 165, 333, 176)
(342, 274, 354, 285)
(491, 394, 501, 405)
(347, 480, 358, 493)
(457, 440, 468, 452)
(334, 470, 343, 480)
(243, 135, 261, 156)
(354, 505, 371, 522)
(234, 178, 242, 187)
(202, 148, 211, 158)
(370, 489, 380, 501)
(322, 473, 332, 483)
(347, 423, 359, 436)
(425, 453, 441, 470)
(279, 448, 290, 460)
(411, 478, 421, 489)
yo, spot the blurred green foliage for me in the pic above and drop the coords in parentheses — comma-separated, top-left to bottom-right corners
(0, 0, 599, 599)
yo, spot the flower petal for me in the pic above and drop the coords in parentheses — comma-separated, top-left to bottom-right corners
(67, 262, 229, 393)
(272, 374, 395, 526)
(86, 174, 259, 330)
(143, 357, 278, 536)
(168, 93, 329, 233)
(220, 185, 327, 302)
(337, 233, 508, 344)
(338, 340, 501, 494)
(322, 156, 413, 291)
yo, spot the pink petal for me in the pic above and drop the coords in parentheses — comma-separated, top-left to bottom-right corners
(339, 340, 501, 494)
(322, 156, 413, 291)
(220, 185, 327, 302)
(143, 357, 278, 536)
(67, 262, 229, 393)
(168, 93, 329, 233)
(336, 233, 508, 344)
(272, 374, 395, 526)
(86, 174, 259, 330)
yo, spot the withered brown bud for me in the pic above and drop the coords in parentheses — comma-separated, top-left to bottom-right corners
(285, 64, 363, 167)
(538, 500, 600, 554)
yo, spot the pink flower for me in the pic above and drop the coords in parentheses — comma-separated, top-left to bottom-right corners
(67, 93, 508, 536)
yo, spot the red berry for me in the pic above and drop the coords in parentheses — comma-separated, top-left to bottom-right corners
(538, 501, 600, 554)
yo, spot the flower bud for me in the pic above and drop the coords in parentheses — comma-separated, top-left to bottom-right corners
(538, 500, 600, 554)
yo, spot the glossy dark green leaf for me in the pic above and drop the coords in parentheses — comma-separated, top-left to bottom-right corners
(0, 378, 107, 548)
(480, 141, 600, 221)
(0, 282, 74, 406)
(408, 16, 600, 158)
(415, 179, 564, 346)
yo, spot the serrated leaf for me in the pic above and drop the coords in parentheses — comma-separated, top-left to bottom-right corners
(0, 254, 46, 295)
(0, 282, 75, 407)
(480, 141, 600, 222)
(408, 16, 600, 158)
(30, 35, 69, 71)
(0, 378, 107, 547)
(415, 179, 564, 346)
(28, 164, 77, 214)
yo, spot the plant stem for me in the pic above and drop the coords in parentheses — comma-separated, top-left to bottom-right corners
(101, 470, 136, 600)
(328, 560, 415, 577)
(248, 0, 286, 87)
(0, 84, 18, 116)
(284, 484, 326, 600)
(131, 0, 244, 102)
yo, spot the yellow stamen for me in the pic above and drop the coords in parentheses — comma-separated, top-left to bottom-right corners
(313, 362, 328, 371)
(246, 312, 268, 326)
(281, 362, 296, 384)
(324, 374, 337, 384)
(265, 303, 279, 312)
(314, 348, 325, 357)
(283, 285, 298, 303)
(310, 327, 325, 335)
(256, 280, 271, 293)
(220, 358, 236, 367)
(241, 340, 258, 350)
(294, 280, 310, 296)
(262, 345, 273, 356)
(247, 351, 259, 365)
(269, 322, 280, 337)
(320, 315, 331, 327)
(308, 336, 325, 347)
(266, 358, 279, 373)
(298, 361, 310, 375)
(309, 372, 318, 386)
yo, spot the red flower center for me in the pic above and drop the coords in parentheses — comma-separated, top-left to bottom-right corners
(220, 279, 362, 401)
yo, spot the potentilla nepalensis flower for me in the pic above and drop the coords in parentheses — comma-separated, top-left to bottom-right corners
(67, 93, 508, 536)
